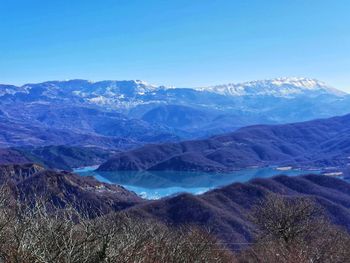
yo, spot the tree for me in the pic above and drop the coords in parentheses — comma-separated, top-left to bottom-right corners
(0, 185, 235, 263)
(240, 194, 350, 263)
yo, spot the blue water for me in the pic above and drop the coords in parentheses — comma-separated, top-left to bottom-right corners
(74, 166, 319, 199)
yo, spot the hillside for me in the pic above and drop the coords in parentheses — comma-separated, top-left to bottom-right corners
(1, 162, 349, 252)
(0, 163, 142, 213)
(98, 113, 350, 172)
(128, 174, 350, 248)
(0, 104, 177, 148)
(0, 145, 116, 171)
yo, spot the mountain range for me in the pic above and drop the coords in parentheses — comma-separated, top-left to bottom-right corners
(196, 77, 346, 97)
(1, 77, 350, 149)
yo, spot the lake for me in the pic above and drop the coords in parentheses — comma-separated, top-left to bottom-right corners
(74, 166, 320, 199)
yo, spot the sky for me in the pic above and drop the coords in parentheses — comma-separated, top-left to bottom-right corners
(1, 0, 350, 91)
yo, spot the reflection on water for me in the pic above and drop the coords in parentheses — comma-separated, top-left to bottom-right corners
(74, 167, 319, 199)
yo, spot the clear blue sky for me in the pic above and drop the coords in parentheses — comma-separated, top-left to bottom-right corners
(1, 0, 349, 90)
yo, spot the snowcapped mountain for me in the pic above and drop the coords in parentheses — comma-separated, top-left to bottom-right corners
(1, 78, 346, 106)
(0, 79, 170, 109)
(0, 84, 28, 96)
(66, 79, 166, 108)
(21, 79, 163, 96)
(1, 77, 350, 148)
(196, 77, 347, 97)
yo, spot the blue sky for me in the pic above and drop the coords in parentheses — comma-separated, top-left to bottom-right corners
(1, 0, 349, 90)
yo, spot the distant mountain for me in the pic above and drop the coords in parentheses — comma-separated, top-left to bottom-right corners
(196, 77, 346, 97)
(1, 78, 345, 105)
(141, 105, 211, 129)
(1, 77, 350, 148)
(128, 174, 350, 248)
(0, 80, 166, 109)
(0, 84, 25, 96)
(0, 103, 179, 148)
(0, 145, 122, 171)
(0, 148, 31, 164)
(15, 145, 117, 171)
(98, 113, 350, 172)
(0, 115, 138, 149)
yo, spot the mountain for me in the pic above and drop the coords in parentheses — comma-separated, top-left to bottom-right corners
(0, 145, 120, 171)
(197, 77, 346, 97)
(1, 78, 345, 106)
(0, 148, 31, 165)
(0, 163, 45, 182)
(0, 115, 137, 149)
(0, 163, 142, 213)
(1, 78, 350, 148)
(98, 113, 350, 172)
(141, 105, 212, 129)
(0, 84, 25, 96)
(14, 145, 117, 171)
(0, 103, 178, 148)
(0, 80, 165, 109)
(128, 174, 350, 248)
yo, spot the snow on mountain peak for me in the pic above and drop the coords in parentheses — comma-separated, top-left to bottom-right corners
(269, 77, 324, 88)
(133, 79, 151, 86)
(0, 78, 346, 104)
(196, 77, 347, 97)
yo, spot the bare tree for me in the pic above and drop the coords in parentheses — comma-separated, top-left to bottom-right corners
(0, 186, 236, 263)
(239, 194, 350, 263)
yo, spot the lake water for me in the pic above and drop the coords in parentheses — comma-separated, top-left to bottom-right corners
(74, 166, 320, 199)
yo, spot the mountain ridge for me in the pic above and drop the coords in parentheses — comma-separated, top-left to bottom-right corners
(2, 77, 346, 98)
(98, 113, 350, 172)
(196, 77, 347, 97)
